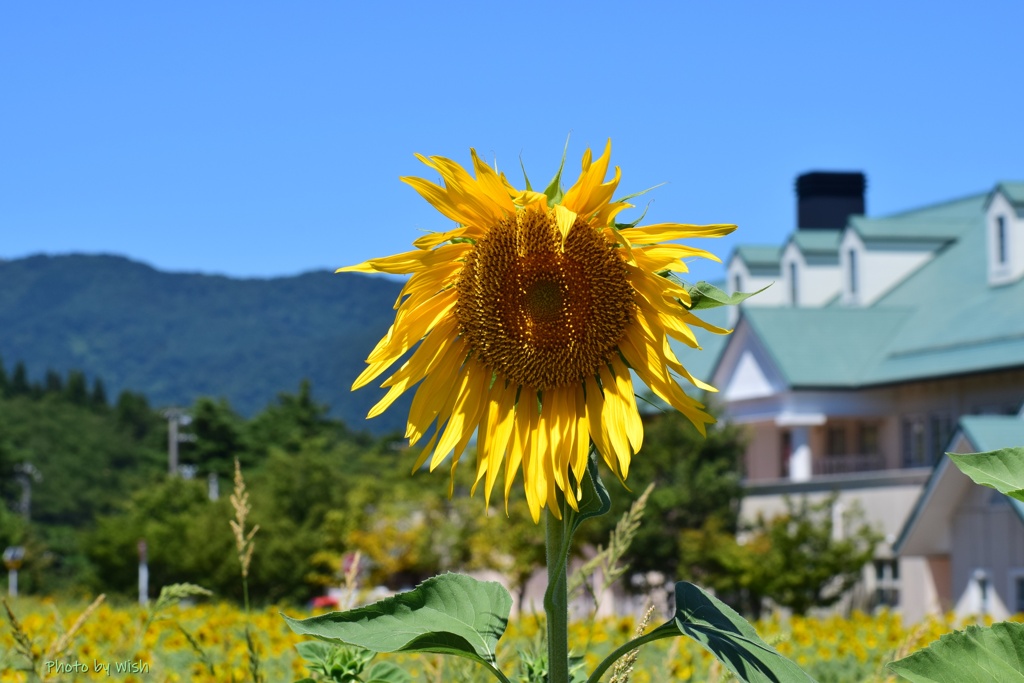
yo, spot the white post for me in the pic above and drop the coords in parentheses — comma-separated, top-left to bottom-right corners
(789, 426, 812, 482)
(7, 569, 16, 597)
(138, 539, 149, 606)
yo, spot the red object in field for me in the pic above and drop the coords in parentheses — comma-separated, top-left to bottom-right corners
(312, 595, 339, 609)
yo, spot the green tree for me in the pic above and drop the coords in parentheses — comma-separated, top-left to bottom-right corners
(10, 362, 30, 396)
(64, 370, 89, 406)
(0, 355, 8, 397)
(189, 397, 246, 477)
(87, 477, 234, 597)
(90, 378, 108, 409)
(680, 493, 881, 617)
(114, 390, 160, 440)
(44, 369, 63, 395)
(583, 402, 746, 584)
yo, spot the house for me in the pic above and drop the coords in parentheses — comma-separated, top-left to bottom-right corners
(675, 173, 1024, 619)
(894, 411, 1024, 624)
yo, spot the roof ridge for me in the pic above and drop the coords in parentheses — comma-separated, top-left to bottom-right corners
(881, 190, 988, 220)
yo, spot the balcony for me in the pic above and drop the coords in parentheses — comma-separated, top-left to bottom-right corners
(812, 453, 888, 476)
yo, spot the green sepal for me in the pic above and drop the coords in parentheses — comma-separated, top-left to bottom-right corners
(570, 450, 612, 537)
(948, 448, 1024, 503)
(613, 182, 666, 206)
(543, 137, 570, 207)
(613, 201, 652, 230)
(685, 280, 771, 310)
(283, 573, 511, 668)
(519, 154, 533, 192)
(887, 621, 1024, 682)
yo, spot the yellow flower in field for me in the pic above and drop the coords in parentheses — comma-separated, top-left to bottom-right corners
(341, 141, 734, 521)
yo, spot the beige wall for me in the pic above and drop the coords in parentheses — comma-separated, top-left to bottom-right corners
(741, 484, 923, 544)
(898, 556, 951, 625)
(951, 484, 1024, 620)
(742, 422, 781, 480)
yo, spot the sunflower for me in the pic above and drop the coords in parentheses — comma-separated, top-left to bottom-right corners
(340, 141, 735, 521)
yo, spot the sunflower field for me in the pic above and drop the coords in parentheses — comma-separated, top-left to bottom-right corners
(0, 595, 1003, 683)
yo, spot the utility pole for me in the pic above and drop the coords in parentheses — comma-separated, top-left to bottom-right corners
(13, 463, 42, 522)
(163, 409, 193, 476)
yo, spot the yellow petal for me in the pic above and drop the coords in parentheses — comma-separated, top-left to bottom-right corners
(622, 223, 737, 244)
(553, 204, 577, 250)
(406, 338, 468, 444)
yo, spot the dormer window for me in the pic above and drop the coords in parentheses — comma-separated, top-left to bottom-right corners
(986, 185, 1024, 287)
(997, 216, 1007, 265)
(848, 248, 858, 296)
(734, 273, 742, 294)
(789, 262, 798, 306)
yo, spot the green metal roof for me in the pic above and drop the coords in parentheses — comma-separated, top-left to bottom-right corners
(727, 184, 1024, 388)
(865, 208, 1024, 383)
(741, 307, 911, 386)
(733, 245, 782, 268)
(959, 416, 1024, 453)
(848, 215, 973, 241)
(883, 191, 988, 221)
(790, 229, 842, 254)
(998, 182, 1024, 205)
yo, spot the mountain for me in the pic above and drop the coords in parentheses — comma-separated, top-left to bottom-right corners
(0, 254, 410, 434)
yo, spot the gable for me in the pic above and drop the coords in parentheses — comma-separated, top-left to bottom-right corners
(712, 317, 788, 402)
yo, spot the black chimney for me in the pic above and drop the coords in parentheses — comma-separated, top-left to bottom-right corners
(796, 171, 865, 229)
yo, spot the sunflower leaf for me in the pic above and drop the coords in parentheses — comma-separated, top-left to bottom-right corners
(653, 582, 815, 682)
(886, 622, 1024, 682)
(282, 573, 511, 668)
(365, 661, 414, 683)
(686, 281, 771, 310)
(948, 448, 1024, 503)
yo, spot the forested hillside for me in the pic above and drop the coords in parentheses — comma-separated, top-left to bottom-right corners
(0, 254, 407, 433)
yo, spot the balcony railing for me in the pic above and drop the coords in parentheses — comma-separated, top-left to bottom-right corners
(812, 453, 888, 476)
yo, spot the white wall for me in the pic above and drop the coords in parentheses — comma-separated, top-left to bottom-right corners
(839, 229, 938, 306)
(782, 242, 842, 307)
(727, 256, 786, 326)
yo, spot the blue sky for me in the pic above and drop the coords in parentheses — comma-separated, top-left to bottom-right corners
(3, 2, 1022, 285)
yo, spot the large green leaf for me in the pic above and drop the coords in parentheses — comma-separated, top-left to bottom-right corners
(887, 621, 1024, 682)
(365, 661, 413, 683)
(948, 448, 1024, 503)
(283, 573, 511, 667)
(653, 582, 815, 683)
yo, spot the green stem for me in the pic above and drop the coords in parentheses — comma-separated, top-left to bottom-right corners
(583, 631, 672, 683)
(545, 499, 571, 683)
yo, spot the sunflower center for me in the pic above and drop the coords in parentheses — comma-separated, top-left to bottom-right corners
(454, 207, 634, 390)
(525, 279, 563, 320)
